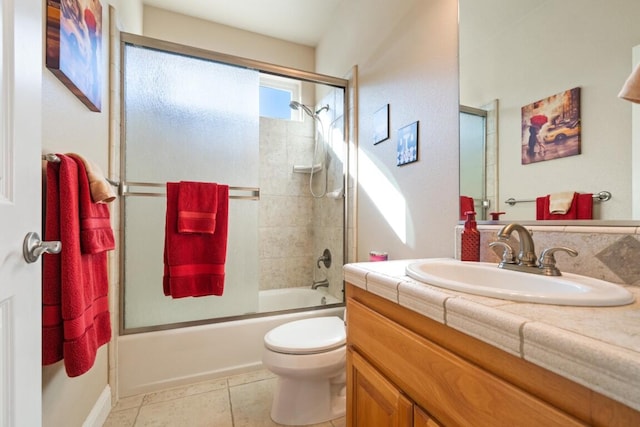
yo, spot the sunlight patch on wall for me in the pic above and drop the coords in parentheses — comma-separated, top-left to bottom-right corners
(358, 149, 406, 243)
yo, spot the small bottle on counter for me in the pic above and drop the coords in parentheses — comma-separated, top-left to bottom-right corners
(369, 251, 388, 261)
(461, 211, 480, 261)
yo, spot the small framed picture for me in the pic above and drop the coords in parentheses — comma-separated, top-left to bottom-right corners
(397, 121, 419, 166)
(373, 104, 389, 144)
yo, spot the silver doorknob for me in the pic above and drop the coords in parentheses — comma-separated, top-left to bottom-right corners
(23, 232, 62, 263)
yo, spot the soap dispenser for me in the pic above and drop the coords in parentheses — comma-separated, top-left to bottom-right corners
(461, 211, 480, 261)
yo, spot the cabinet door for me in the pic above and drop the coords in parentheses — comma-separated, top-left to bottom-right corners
(347, 348, 413, 427)
(414, 406, 443, 427)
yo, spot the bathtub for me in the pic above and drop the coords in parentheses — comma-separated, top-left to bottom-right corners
(259, 287, 341, 312)
(117, 287, 344, 397)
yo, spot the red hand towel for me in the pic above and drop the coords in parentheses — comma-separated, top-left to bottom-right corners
(177, 181, 218, 234)
(67, 152, 117, 204)
(536, 194, 594, 220)
(42, 154, 112, 377)
(535, 196, 546, 220)
(69, 155, 115, 254)
(575, 193, 593, 219)
(163, 182, 229, 298)
(460, 196, 475, 220)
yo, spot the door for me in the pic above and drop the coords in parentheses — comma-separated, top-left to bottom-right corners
(414, 406, 443, 427)
(347, 349, 413, 427)
(459, 106, 487, 219)
(0, 0, 43, 425)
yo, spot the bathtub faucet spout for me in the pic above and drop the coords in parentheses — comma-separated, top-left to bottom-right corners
(311, 279, 329, 290)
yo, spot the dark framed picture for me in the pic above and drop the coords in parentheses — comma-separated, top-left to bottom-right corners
(521, 87, 581, 165)
(373, 104, 389, 144)
(397, 121, 419, 166)
(46, 0, 103, 112)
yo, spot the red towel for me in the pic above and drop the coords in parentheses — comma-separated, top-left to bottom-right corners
(177, 181, 218, 234)
(575, 193, 593, 219)
(68, 155, 115, 254)
(535, 194, 593, 220)
(460, 196, 475, 220)
(163, 182, 229, 298)
(42, 154, 112, 377)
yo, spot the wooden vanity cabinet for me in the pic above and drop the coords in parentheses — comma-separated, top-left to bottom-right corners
(348, 346, 442, 427)
(346, 283, 640, 427)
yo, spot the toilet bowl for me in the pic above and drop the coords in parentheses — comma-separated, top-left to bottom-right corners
(262, 316, 346, 426)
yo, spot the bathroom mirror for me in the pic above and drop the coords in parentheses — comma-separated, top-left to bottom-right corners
(459, 0, 640, 222)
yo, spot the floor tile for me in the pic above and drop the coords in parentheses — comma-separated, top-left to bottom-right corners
(112, 394, 144, 412)
(142, 378, 228, 406)
(106, 368, 345, 426)
(135, 388, 232, 427)
(227, 369, 276, 387)
(103, 407, 138, 427)
(229, 377, 279, 427)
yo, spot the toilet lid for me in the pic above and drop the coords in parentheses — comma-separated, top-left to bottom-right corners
(264, 316, 346, 355)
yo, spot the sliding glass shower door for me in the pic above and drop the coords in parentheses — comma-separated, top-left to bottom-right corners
(122, 43, 260, 330)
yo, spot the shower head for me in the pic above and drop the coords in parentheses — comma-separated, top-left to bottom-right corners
(289, 101, 315, 117)
(289, 101, 330, 118)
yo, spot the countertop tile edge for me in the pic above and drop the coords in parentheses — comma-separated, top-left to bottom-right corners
(398, 280, 448, 324)
(445, 297, 527, 357)
(343, 264, 369, 289)
(366, 272, 401, 303)
(522, 321, 640, 411)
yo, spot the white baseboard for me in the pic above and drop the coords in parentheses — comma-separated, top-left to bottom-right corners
(82, 385, 112, 427)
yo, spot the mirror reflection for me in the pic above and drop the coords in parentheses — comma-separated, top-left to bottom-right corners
(459, 0, 640, 221)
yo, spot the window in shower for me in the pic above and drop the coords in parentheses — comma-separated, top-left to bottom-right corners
(120, 34, 348, 333)
(259, 74, 301, 120)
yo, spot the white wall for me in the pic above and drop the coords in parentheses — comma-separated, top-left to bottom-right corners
(460, 0, 640, 220)
(317, 0, 460, 261)
(142, 6, 315, 72)
(41, 2, 142, 425)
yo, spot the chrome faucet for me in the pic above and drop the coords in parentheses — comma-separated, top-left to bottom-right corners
(311, 279, 329, 289)
(491, 223, 578, 276)
(496, 223, 538, 267)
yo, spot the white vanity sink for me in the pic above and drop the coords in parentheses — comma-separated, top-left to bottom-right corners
(405, 258, 635, 306)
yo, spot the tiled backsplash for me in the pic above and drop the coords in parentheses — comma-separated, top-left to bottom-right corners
(455, 225, 640, 286)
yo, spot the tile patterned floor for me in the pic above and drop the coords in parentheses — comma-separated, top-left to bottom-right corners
(104, 369, 346, 427)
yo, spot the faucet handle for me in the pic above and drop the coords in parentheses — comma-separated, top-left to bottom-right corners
(538, 247, 578, 276)
(489, 241, 516, 265)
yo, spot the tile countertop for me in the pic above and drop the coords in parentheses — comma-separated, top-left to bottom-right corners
(343, 259, 640, 412)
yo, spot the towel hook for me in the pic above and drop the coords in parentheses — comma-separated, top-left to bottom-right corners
(23, 232, 61, 263)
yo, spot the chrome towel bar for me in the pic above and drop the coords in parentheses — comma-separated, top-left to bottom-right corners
(42, 154, 260, 201)
(121, 181, 260, 200)
(505, 191, 611, 206)
(42, 153, 119, 187)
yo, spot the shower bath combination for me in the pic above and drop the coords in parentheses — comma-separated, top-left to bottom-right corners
(289, 101, 331, 198)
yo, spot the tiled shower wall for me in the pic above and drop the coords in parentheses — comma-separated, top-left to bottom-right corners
(259, 110, 345, 298)
(313, 89, 346, 299)
(456, 224, 640, 286)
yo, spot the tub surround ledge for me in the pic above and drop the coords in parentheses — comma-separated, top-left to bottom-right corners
(343, 259, 640, 412)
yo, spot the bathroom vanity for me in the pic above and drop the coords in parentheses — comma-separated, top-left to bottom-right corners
(344, 260, 640, 426)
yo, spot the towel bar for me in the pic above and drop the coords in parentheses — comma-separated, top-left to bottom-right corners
(122, 181, 260, 200)
(42, 154, 119, 187)
(505, 191, 611, 206)
(43, 154, 260, 200)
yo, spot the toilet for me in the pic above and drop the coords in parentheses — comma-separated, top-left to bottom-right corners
(262, 316, 346, 426)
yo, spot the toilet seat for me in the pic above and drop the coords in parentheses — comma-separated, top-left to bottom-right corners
(264, 316, 345, 355)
